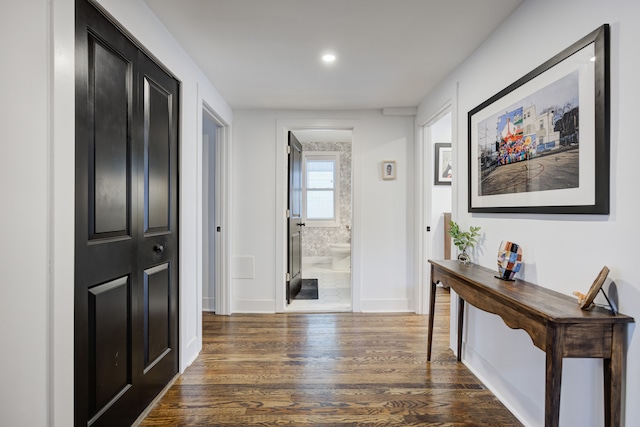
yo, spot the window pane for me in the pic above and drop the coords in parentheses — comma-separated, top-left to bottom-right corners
(307, 190, 334, 219)
(307, 160, 334, 189)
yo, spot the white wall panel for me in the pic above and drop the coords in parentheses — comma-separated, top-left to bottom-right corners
(0, 1, 50, 425)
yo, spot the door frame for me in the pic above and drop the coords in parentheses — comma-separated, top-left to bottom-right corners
(197, 101, 232, 318)
(275, 119, 362, 313)
(415, 99, 456, 315)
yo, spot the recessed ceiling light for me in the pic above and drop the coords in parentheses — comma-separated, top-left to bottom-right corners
(322, 53, 336, 63)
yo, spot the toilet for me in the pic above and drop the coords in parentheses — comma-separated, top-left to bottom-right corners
(328, 243, 351, 271)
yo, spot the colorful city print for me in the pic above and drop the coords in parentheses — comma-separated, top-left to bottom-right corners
(477, 70, 580, 196)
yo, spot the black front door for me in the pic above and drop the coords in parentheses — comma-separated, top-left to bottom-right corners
(74, 1, 179, 425)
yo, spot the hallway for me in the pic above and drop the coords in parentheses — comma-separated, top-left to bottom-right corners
(139, 288, 522, 426)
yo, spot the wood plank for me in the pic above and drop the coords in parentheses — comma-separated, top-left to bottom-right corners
(139, 288, 523, 426)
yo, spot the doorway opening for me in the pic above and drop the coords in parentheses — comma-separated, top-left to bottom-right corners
(425, 111, 453, 264)
(199, 101, 232, 321)
(416, 105, 454, 314)
(202, 109, 221, 312)
(287, 129, 353, 312)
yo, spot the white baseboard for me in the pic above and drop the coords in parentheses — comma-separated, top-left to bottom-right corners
(359, 298, 413, 312)
(232, 299, 276, 313)
(181, 336, 199, 372)
(202, 297, 215, 312)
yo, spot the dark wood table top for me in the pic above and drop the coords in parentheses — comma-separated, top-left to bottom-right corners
(429, 259, 634, 324)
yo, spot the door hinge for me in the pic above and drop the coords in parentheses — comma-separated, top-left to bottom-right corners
(286, 272, 291, 282)
(287, 145, 291, 154)
(286, 209, 290, 218)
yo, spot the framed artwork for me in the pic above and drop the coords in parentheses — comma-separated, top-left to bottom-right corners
(434, 143, 452, 185)
(382, 160, 396, 180)
(468, 24, 609, 214)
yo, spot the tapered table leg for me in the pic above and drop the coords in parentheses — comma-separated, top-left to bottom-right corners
(457, 297, 464, 361)
(427, 279, 437, 362)
(604, 323, 624, 427)
(545, 324, 563, 427)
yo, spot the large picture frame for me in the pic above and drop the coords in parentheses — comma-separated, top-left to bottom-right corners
(468, 24, 609, 214)
(434, 143, 452, 185)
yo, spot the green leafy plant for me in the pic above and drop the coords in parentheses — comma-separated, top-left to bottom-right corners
(448, 221, 481, 258)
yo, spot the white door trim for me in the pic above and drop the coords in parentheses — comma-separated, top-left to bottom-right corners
(199, 100, 232, 317)
(415, 98, 456, 315)
(275, 119, 362, 313)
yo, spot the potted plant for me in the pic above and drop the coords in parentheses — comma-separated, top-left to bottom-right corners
(448, 221, 481, 264)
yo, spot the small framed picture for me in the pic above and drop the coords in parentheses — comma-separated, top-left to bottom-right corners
(382, 160, 396, 180)
(434, 143, 452, 185)
(579, 266, 609, 310)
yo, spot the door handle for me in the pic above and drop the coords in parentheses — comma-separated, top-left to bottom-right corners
(153, 244, 164, 254)
(297, 222, 306, 227)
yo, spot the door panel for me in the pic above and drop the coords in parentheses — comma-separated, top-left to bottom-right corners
(287, 132, 303, 303)
(144, 263, 171, 369)
(76, 4, 139, 425)
(91, 38, 130, 237)
(88, 276, 131, 415)
(76, 1, 179, 426)
(144, 77, 171, 232)
(137, 52, 179, 393)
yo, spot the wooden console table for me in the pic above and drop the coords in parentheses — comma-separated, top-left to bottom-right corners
(427, 259, 634, 427)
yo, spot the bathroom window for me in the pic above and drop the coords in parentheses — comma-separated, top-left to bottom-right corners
(303, 152, 341, 227)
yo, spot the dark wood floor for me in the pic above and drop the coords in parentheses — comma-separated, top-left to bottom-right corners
(140, 288, 522, 426)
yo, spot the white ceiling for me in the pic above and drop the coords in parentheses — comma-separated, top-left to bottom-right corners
(143, 0, 523, 110)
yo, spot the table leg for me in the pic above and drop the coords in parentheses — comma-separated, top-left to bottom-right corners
(604, 323, 624, 427)
(545, 324, 564, 427)
(457, 297, 464, 362)
(427, 279, 437, 362)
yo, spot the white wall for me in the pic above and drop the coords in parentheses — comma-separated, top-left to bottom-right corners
(0, 1, 51, 425)
(417, 1, 640, 426)
(0, 0, 233, 425)
(231, 110, 415, 313)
